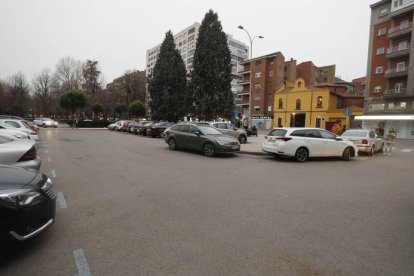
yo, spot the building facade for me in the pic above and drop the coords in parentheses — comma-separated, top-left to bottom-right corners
(273, 78, 364, 131)
(238, 53, 336, 129)
(365, 0, 414, 138)
(145, 22, 249, 114)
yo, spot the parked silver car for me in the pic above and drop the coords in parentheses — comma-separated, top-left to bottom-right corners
(340, 129, 384, 155)
(0, 121, 39, 141)
(197, 122, 248, 144)
(0, 136, 41, 170)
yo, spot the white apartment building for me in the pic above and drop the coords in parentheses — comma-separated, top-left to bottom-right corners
(146, 22, 249, 113)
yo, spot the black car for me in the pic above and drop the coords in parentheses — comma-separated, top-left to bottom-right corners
(164, 123, 240, 157)
(146, 122, 174, 138)
(0, 165, 56, 247)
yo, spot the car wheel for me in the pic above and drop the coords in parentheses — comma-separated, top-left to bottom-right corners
(168, 138, 177, 150)
(43, 124, 47, 128)
(294, 147, 308, 162)
(203, 143, 215, 157)
(238, 135, 247, 144)
(54, 125, 58, 128)
(343, 147, 351, 161)
(368, 146, 374, 156)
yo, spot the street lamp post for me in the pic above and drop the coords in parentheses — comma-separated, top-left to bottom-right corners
(238, 25, 263, 126)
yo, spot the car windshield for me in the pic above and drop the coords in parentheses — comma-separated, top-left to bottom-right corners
(198, 126, 223, 135)
(44, 118, 53, 121)
(342, 130, 368, 137)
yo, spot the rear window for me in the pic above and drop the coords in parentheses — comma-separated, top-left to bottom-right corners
(342, 130, 368, 137)
(268, 129, 287, 137)
(290, 130, 306, 137)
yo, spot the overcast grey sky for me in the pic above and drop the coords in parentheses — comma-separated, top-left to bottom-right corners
(0, 0, 378, 85)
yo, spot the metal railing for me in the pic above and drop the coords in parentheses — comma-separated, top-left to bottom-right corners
(387, 43, 410, 54)
(383, 88, 406, 95)
(385, 67, 408, 74)
(388, 22, 412, 34)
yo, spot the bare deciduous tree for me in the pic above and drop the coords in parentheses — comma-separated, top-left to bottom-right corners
(32, 68, 54, 116)
(7, 72, 30, 116)
(54, 56, 84, 92)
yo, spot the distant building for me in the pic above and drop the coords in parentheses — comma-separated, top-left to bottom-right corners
(238, 52, 337, 128)
(364, 0, 414, 138)
(273, 78, 364, 130)
(146, 22, 249, 115)
(352, 76, 367, 95)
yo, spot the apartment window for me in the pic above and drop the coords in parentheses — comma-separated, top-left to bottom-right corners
(254, 106, 260, 112)
(254, 84, 261, 90)
(296, 99, 301, 110)
(397, 62, 406, 72)
(368, 103, 385, 110)
(379, 8, 388, 17)
(375, 66, 384, 74)
(317, 96, 323, 108)
(378, 27, 386, 36)
(267, 106, 272, 112)
(395, 83, 404, 92)
(255, 60, 262, 66)
(278, 98, 283, 109)
(394, 0, 403, 8)
(388, 101, 406, 110)
(374, 86, 382, 93)
(376, 47, 385, 55)
(401, 19, 409, 28)
(269, 71, 274, 77)
(255, 72, 262, 78)
(254, 95, 261, 100)
(398, 41, 408, 51)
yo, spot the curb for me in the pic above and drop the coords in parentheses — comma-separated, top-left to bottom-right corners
(237, 151, 267, 156)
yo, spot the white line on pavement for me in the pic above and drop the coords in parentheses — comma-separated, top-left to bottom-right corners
(48, 157, 52, 162)
(400, 148, 414, 153)
(45, 149, 49, 153)
(50, 169, 57, 178)
(56, 192, 68, 209)
(73, 248, 92, 276)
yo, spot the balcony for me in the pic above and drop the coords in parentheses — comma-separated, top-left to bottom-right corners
(385, 67, 408, 78)
(237, 90, 250, 96)
(238, 70, 251, 75)
(388, 22, 413, 38)
(387, 43, 411, 58)
(383, 88, 407, 98)
(238, 79, 251, 85)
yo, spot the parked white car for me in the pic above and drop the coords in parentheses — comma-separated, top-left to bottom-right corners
(262, 127, 358, 162)
(0, 135, 40, 170)
(0, 128, 29, 140)
(340, 129, 384, 155)
(33, 117, 58, 128)
(0, 120, 39, 141)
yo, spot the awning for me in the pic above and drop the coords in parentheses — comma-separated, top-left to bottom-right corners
(355, 115, 414, 120)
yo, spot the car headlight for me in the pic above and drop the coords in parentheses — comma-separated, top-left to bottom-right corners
(0, 189, 43, 209)
(13, 133, 27, 139)
(215, 139, 231, 146)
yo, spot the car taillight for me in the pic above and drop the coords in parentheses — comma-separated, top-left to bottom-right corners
(276, 137, 292, 142)
(362, 139, 368, 144)
(17, 146, 36, 162)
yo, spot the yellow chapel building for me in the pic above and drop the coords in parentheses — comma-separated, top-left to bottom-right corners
(273, 78, 364, 131)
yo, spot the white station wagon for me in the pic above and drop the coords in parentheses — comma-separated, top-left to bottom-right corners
(262, 127, 358, 162)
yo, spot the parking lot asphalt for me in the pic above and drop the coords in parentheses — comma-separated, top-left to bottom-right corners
(2, 128, 414, 275)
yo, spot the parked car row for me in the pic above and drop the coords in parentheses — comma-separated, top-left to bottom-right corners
(0, 116, 56, 251)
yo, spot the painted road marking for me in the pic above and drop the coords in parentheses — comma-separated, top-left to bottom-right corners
(73, 248, 92, 276)
(48, 157, 52, 162)
(50, 169, 57, 178)
(45, 149, 49, 153)
(56, 192, 68, 208)
(400, 148, 414, 153)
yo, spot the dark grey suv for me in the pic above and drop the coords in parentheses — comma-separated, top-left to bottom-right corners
(164, 123, 240, 157)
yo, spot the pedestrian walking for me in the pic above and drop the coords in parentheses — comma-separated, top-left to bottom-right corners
(384, 127, 396, 156)
(243, 118, 248, 130)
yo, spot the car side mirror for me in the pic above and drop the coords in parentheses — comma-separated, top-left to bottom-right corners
(335, 137, 343, 141)
(193, 131, 201, 136)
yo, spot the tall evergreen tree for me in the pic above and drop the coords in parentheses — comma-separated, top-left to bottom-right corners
(188, 10, 234, 121)
(147, 30, 187, 122)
